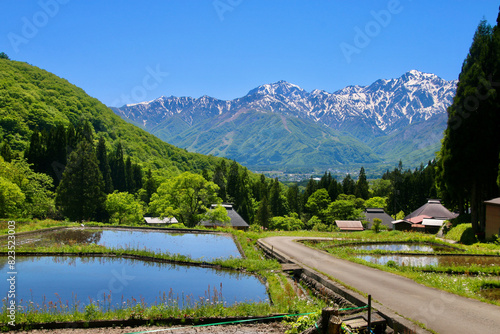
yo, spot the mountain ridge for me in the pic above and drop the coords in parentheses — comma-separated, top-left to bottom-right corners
(112, 70, 457, 173)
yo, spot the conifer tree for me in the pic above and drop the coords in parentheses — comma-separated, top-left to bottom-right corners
(25, 130, 45, 173)
(125, 156, 134, 193)
(269, 178, 286, 217)
(132, 164, 143, 193)
(226, 160, 240, 203)
(46, 124, 68, 185)
(438, 16, 500, 235)
(95, 136, 113, 194)
(302, 177, 317, 212)
(110, 143, 127, 192)
(142, 168, 157, 204)
(328, 178, 340, 201)
(342, 174, 356, 195)
(286, 183, 301, 215)
(355, 167, 370, 200)
(0, 142, 13, 162)
(55, 140, 105, 222)
(255, 195, 271, 228)
(212, 160, 227, 201)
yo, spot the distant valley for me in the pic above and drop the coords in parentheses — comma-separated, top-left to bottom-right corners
(112, 70, 457, 175)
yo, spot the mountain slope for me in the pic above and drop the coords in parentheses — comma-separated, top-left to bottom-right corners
(113, 70, 457, 171)
(0, 58, 224, 174)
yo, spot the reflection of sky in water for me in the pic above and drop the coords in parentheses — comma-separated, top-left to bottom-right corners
(357, 254, 500, 267)
(9, 228, 242, 260)
(0, 256, 267, 310)
(351, 243, 451, 252)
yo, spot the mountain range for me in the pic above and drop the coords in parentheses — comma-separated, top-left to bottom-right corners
(112, 70, 457, 174)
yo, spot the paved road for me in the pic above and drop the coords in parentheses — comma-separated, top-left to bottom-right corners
(261, 236, 500, 334)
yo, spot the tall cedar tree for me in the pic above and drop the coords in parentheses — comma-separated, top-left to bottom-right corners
(342, 174, 356, 195)
(212, 160, 227, 201)
(255, 195, 272, 228)
(355, 167, 370, 200)
(270, 178, 286, 217)
(55, 140, 105, 222)
(438, 16, 500, 235)
(302, 177, 317, 213)
(46, 124, 67, 186)
(132, 164, 143, 193)
(25, 130, 45, 173)
(95, 136, 113, 194)
(286, 183, 301, 215)
(143, 168, 157, 204)
(125, 156, 134, 193)
(110, 143, 127, 192)
(1, 142, 13, 162)
(226, 160, 240, 203)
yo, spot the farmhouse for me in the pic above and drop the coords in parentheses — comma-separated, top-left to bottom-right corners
(364, 208, 394, 230)
(401, 199, 458, 232)
(484, 197, 500, 239)
(335, 220, 364, 232)
(200, 204, 249, 230)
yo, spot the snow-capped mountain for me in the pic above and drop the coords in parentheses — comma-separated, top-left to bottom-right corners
(112, 70, 457, 170)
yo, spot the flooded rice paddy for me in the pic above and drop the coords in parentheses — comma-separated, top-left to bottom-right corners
(0, 255, 268, 310)
(11, 227, 242, 260)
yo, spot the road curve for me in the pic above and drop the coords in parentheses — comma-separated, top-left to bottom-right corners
(261, 236, 500, 334)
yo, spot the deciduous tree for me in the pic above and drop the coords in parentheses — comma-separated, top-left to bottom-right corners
(149, 172, 220, 227)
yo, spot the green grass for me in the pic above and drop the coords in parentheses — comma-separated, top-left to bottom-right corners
(0, 219, 78, 235)
(445, 223, 478, 244)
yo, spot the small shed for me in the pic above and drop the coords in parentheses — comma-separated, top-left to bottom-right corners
(144, 217, 178, 225)
(392, 220, 412, 231)
(335, 220, 364, 232)
(422, 218, 446, 234)
(484, 198, 500, 239)
(364, 208, 394, 230)
(200, 204, 249, 230)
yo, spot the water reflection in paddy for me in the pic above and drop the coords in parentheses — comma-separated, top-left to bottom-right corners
(351, 243, 455, 252)
(356, 254, 500, 267)
(0, 256, 267, 310)
(12, 228, 242, 260)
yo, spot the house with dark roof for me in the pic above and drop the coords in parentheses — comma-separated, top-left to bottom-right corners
(364, 208, 394, 230)
(335, 220, 364, 232)
(405, 199, 458, 221)
(403, 199, 458, 232)
(484, 197, 500, 239)
(200, 204, 249, 230)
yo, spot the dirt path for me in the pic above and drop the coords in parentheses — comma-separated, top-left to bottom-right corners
(261, 236, 500, 334)
(10, 322, 289, 334)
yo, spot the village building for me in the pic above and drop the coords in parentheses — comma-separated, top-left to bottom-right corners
(484, 197, 500, 239)
(144, 217, 178, 225)
(392, 219, 412, 231)
(397, 199, 458, 233)
(364, 208, 394, 230)
(335, 220, 364, 232)
(200, 204, 249, 230)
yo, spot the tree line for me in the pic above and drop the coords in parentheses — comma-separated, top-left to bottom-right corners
(1, 118, 438, 230)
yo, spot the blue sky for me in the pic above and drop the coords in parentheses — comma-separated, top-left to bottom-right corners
(1, 1, 499, 107)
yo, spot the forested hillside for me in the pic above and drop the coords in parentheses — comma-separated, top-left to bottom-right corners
(0, 58, 222, 174)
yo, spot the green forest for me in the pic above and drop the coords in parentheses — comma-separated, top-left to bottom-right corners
(2, 10, 500, 238)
